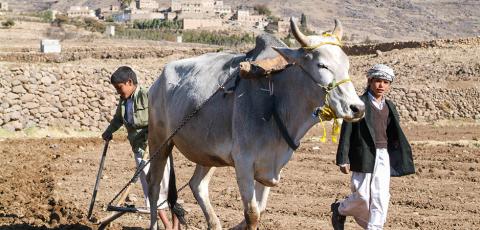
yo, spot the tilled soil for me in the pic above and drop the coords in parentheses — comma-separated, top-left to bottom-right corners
(0, 123, 479, 230)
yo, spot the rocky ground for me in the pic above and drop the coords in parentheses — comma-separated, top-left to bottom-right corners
(0, 123, 479, 229)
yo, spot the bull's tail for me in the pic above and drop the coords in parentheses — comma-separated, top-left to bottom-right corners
(168, 153, 187, 225)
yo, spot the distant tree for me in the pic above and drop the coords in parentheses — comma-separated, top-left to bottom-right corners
(268, 15, 280, 23)
(254, 4, 271, 16)
(105, 16, 114, 22)
(2, 19, 15, 28)
(364, 35, 372, 44)
(118, 0, 134, 9)
(36, 10, 54, 22)
(83, 17, 106, 32)
(52, 14, 69, 27)
(300, 13, 307, 29)
(281, 34, 294, 47)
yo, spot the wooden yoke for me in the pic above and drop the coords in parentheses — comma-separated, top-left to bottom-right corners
(239, 55, 289, 79)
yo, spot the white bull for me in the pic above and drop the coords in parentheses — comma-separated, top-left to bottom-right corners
(147, 18, 365, 230)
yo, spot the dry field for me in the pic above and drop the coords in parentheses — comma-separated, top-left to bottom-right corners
(0, 122, 479, 230)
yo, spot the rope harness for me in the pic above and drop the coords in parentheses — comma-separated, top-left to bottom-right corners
(312, 78, 351, 143)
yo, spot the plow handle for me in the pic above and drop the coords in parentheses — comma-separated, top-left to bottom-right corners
(87, 140, 110, 220)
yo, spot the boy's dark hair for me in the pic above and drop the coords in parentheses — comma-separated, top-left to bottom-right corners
(111, 66, 138, 85)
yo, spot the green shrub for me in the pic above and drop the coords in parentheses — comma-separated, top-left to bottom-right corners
(116, 28, 255, 46)
(40, 10, 54, 22)
(2, 19, 15, 28)
(52, 14, 69, 27)
(133, 19, 182, 30)
(254, 4, 271, 16)
(182, 30, 255, 46)
(84, 17, 106, 32)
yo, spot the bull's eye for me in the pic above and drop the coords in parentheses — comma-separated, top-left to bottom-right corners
(317, 63, 328, 69)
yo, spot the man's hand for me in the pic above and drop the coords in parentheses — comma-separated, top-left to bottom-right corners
(102, 131, 113, 141)
(339, 164, 350, 174)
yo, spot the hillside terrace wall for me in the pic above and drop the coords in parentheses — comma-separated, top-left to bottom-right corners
(1, 37, 477, 64)
(0, 62, 479, 132)
(343, 37, 480, 56)
(0, 46, 218, 63)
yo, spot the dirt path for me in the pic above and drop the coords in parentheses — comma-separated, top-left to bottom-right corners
(0, 123, 479, 229)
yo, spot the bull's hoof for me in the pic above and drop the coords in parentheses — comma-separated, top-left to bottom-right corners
(229, 220, 247, 230)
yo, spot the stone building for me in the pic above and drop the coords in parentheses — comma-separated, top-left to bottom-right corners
(67, 6, 95, 18)
(165, 11, 177, 20)
(182, 18, 222, 30)
(233, 9, 267, 27)
(130, 12, 164, 20)
(95, 5, 120, 19)
(277, 18, 290, 34)
(136, 0, 159, 10)
(0, 1, 8, 11)
(266, 17, 299, 35)
(171, 0, 231, 17)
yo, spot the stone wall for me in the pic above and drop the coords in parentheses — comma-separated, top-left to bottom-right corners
(390, 87, 480, 122)
(0, 63, 161, 132)
(343, 37, 480, 56)
(1, 62, 479, 132)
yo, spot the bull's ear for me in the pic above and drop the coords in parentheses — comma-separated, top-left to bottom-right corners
(272, 47, 304, 64)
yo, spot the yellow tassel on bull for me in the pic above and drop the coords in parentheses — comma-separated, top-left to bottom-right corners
(313, 106, 341, 143)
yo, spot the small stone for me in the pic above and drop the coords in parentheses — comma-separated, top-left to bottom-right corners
(11, 120, 23, 131)
(21, 94, 35, 102)
(126, 194, 138, 202)
(40, 76, 52, 85)
(49, 211, 61, 224)
(24, 102, 39, 109)
(12, 85, 26, 94)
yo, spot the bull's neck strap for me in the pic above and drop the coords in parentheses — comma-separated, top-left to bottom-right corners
(320, 78, 351, 93)
(272, 96, 299, 151)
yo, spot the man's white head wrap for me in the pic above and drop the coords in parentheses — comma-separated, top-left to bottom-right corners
(367, 64, 395, 82)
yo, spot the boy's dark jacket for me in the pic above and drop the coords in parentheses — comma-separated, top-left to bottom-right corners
(336, 92, 415, 177)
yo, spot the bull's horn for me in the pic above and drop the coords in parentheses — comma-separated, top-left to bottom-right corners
(290, 17, 310, 47)
(332, 19, 343, 41)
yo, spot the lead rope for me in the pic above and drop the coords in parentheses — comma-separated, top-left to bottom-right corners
(315, 78, 351, 143)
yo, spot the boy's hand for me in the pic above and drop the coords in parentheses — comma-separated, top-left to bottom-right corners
(339, 164, 350, 174)
(102, 131, 113, 141)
